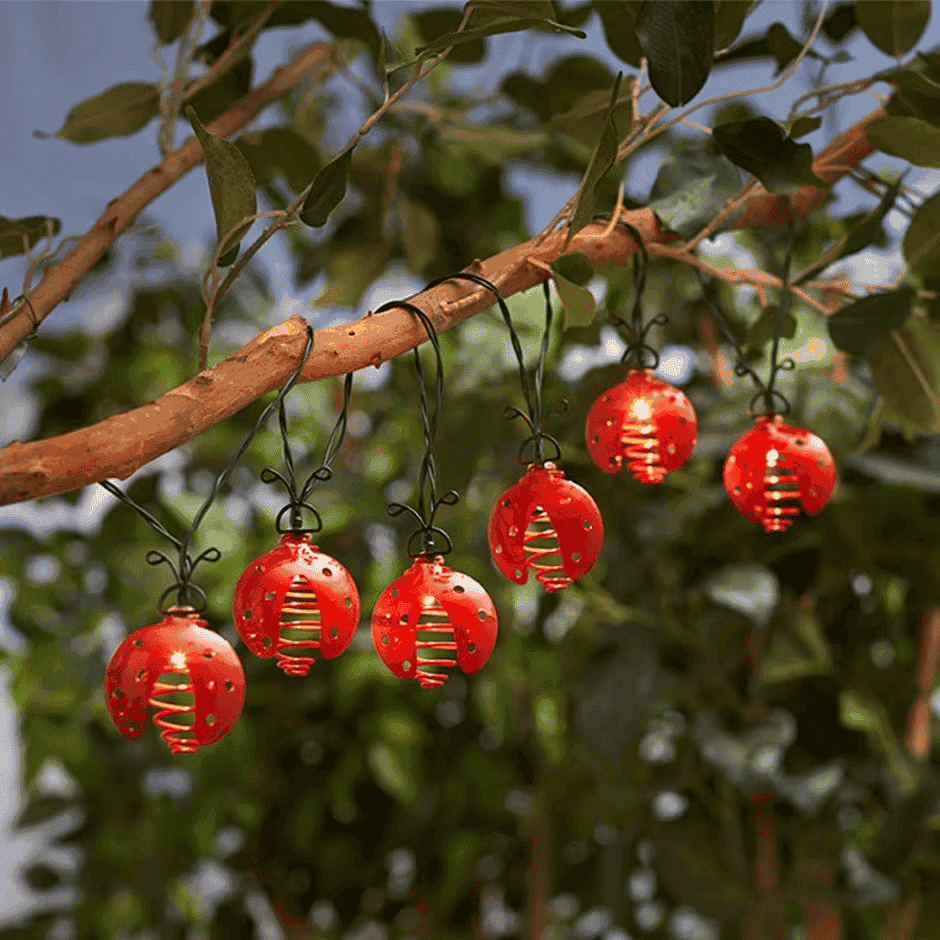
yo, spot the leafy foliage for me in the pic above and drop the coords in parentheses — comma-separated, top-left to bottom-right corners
(187, 107, 257, 266)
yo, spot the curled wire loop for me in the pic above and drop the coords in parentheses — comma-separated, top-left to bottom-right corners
(504, 406, 562, 464)
(607, 222, 665, 369)
(100, 323, 315, 613)
(374, 298, 458, 558)
(261, 370, 353, 534)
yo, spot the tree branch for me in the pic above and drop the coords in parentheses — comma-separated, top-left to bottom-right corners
(0, 39, 336, 364)
(0, 107, 884, 507)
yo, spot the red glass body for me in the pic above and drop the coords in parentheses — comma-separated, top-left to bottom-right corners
(723, 415, 836, 533)
(372, 556, 498, 689)
(586, 369, 697, 483)
(233, 532, 359, 676)
(488, 461, 603, 591)
(105, 609, 245, 754)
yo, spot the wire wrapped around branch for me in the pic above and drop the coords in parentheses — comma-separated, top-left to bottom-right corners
(373, 297, 457, 557)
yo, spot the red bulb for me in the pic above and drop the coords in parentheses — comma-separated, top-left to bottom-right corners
(488, 461, 603, 592)
(586, 369, 697, 483)
(233, 532, 359, 676)
(105, 609, 245, 754)
(723, 415, 836, 533)
(371, 556, 498, 689)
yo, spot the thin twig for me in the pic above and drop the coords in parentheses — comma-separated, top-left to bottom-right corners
(649, 243, 832, 315)
(182, 0, 282, 106)
(158, 0, 212, 157)
(195, 4, 474, 365)
(686, 179, 759, 252)
(789, 77, 876, 121)
(0, 40, 337, 366)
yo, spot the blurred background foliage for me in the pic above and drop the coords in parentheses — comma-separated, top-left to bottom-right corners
(4, 1, 940, 939)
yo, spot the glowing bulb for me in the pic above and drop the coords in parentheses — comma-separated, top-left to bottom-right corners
(631, 398, 652, 421)
(766, 448, 779, 464)
(169, 652, 186, 670)
(424, 595, 437, 608)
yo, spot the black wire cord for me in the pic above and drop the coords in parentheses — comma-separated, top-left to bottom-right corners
(260, 371, 354, 534)
(694, 206, 797, 417)
(424, 272, 562, 464)
(372, 298, 457, 558)
(610, 222, 667, 370)
(99, 324, 316, 613)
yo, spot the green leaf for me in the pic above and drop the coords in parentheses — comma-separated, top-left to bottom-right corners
(856, 0, 930, 57)
(53, 82, 160, 144)
(149, 0, 194, 44)
(788, 114, 823, 138)
(414, 7, 486, 62)
(235, 127, 321, 192)
(554, 274, 596, 328)
(716, 22, 812, 75)
(653, 826, 750, 919)
(635, 0, 715, 106)
(368, 742, 420, 804)
(415, 15, 585, 58)
(712, 117, 828, 194)
(755, 607, 832, 689)
(797, 178, 902, 284)
(439, 124, 548, 162)
(593, 0, 642, 66)
(713, 0, 760, 50)
(300, 148, 353, 228)
(400, 198, 440, 271)
(552, 251, 594, 286)
(469, 0, 559, 23)
(502, 54, 614, 121)
(868, 115, 940, 166)
(827, 287, 915, 357)
(565, 73, 627, 247)
(840, 689, 920, 795)
(301, 0, 382, 60)
(867, 321, 940, 431)
(186, 106, 257, 266)
(186, 58, 253, 125)
(745, 304, 797, 354)
(823, 3, 859, 43)
(903, 189, 940, 276)
(548, 81, 633, 149)
(316, 240, 389, 308)
(648, 148, 743, 239)
(0, 215, 62, 258)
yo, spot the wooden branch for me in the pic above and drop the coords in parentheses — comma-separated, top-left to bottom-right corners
(0, 40, 336, 364)
(904, 608, 940, 761)
(0, 106, 885, 507)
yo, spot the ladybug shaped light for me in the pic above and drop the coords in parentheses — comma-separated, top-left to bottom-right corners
(586, 369, 697, 484)
(488, 461, 603, 591)
(723, 415, 836, 533)
(372, 555, 498, 689)
(105, 608, 245, 754)
(233, 532, 359, 676)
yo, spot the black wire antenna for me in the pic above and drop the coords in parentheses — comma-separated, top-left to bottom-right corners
(100, 324, 315, 614)
(611, 222, 668, 370)
(424, 271, 563, 464)
(694, 207, 797, 417)
(260, 371, 354, 534)
(373, 298, 458, 558)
